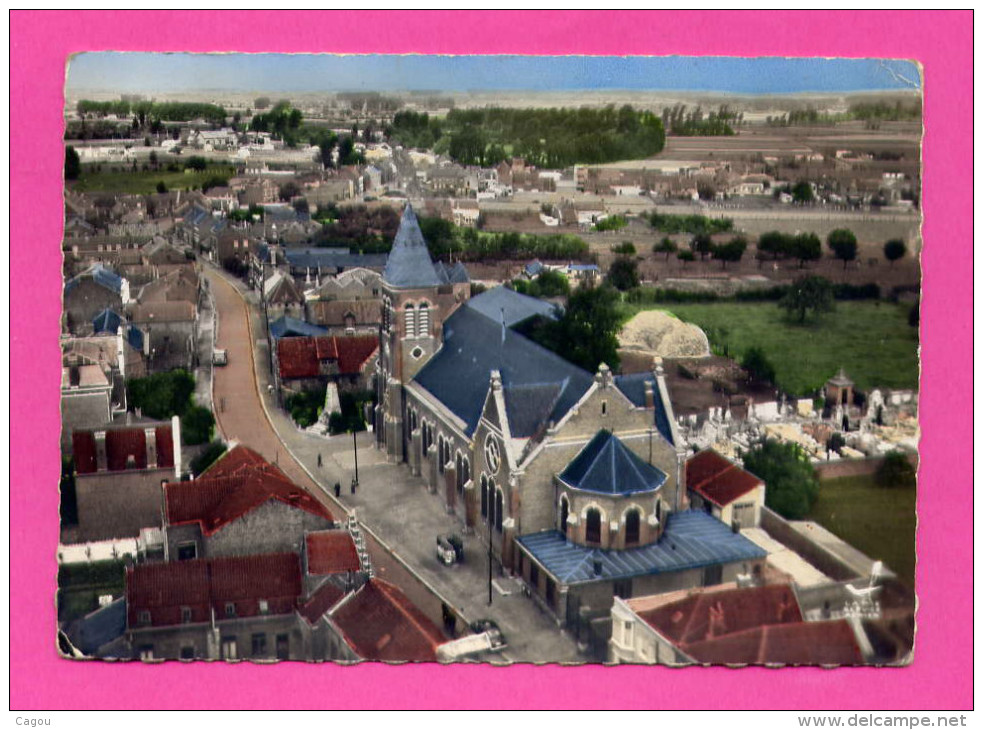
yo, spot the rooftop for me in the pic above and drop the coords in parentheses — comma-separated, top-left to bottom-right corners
(465, 285, 559, 328)
(559, 429, 668, 496)
(382, 205, 442, 289)
(276, 335, 378, 380)
(305, 530, 361, 575)
(517, 510, 766, 585)
(686, 449, 763, 508)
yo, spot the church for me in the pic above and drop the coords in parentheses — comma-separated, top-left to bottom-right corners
(374, 205, 765, 627)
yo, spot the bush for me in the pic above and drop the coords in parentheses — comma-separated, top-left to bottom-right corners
(607, 256, 640, 291)
(595, 215, 628, 232)
(741, 346, 776, 386)
(611, 241, 636, 255)
(182, 405, 215, 445)
(285, 387, 326, 428)
(876, 451, 916, 488)
(190, 441, 227, 476)
(127, 370, 196, 420)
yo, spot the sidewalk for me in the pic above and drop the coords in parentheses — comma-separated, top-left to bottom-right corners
(207, 266, 584, 664)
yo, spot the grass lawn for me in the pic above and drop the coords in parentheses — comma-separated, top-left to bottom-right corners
(57, 559, 126, 623)
(627, 300, 919, 395)
(808, 474, 916, 587)
(73, 166, 235, 195)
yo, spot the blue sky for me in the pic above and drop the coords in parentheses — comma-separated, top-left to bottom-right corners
(67, 54, 921, 95)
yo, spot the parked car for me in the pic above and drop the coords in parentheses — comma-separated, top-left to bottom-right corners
(436, 533, 464, 566)
(469, 619, 507, 651)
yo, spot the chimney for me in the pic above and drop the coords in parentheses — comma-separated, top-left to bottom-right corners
(94, 431, 108, 472)
(644, 380, 655, 410)
(171, 415, 183, 479)
(145, 428, 158, 469)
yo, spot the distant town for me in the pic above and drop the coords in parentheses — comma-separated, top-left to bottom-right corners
(59, 60, 920, 666)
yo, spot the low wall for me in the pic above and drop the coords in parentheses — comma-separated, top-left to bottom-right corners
(759, 506, 860, 582)
(814, 453, 919, 481)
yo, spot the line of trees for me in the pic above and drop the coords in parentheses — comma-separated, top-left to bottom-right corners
(648, 211, 733, 235)
(661, 104, 739, 136)
(76, 100, 228, 125)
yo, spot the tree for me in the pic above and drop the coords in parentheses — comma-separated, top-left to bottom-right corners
(653, 236, 677, 260)
(677, 249, 696, 266)
(791, 180, 814, 204)
(607, 256, 640, 291)
(884, 239, 907, 266)
(191, 441, 227, 476)
(711, 235, 747, 268)
(790, 232, 822, 268)
(697, 181, 716, 201)
(827, 228, 858, 269)
(529, 285, 622, 373)
(757, 230, 790, 260)
(742, 439, 820, 520)
(779, 275, 834, 324)
(611, 241, 636, 255)
(65, 146, 81, 180)
(876, 450, 916, 488)
(741, 346, 776, 386)
(254, 96, 271, 110)
(279, 181, 302, 202)
(156, 181, 168, 194)
(530, 268, 570, 298)
(182, 405, 215, 445)
(148, 150, 158, 168)
(690, 233, 713, 260)
(184, 156, 208, 172)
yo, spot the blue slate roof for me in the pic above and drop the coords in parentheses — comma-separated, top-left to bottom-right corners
(503, 382, 563, 438)
(65, 598, 126, 656)
(269, 315, 329, 340)
(64, 264, 124, 296)
(465, 286, 559, 328)
(560, 429, 667, 495)
(413, 304, 594, 436)
(184, 205, 210, 226)
(525, 260, 545, 277)
(614, 372, 675, 446)
(92, 308, 122, 335)
(517, 511, 767, 585)
(568, 264, 600, 272)
(284, 248, 387, 271)
(435, 260, 471, 285)
(382, 205, 442, 289)
(127, 325, 144, 352)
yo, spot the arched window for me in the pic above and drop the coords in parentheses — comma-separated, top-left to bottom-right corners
(488, 479, 497, 526)
(559, 496, 569, 536)
(418, 302, 430, 338)
(344, 312, 356, 332)
(481, 475, 488, 518)
(460, 456, 471, 492)
(438, 437, 446, 474)
(585, 508, 602, 544)
(403, 303, 416, 338)
(455, 452, 463, 493)
(625, 508, 641, 546)
(495, 489, 504, 532)
(655, 499, 662, 524)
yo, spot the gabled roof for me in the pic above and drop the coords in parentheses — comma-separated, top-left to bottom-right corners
(64, 598, 127, 656)
(72, 425, 175, 474)
(269, 315, 329, 340)
(126, 326, 144, 353)
(517, 510, 767, 585)
(330, 579, 446, 662)
(682, 620, 864, 666)
(434, 260, 470, 285)
(413, 304, 594, 436)
(305, 530, 361, 575)
(559, 430, 667, 495)
(126, 553, 303, 628)
(614, 372, 675, 446)
(277, 335, 378, 380)
(165, 445, 333, 533)
(283, 248, 388, 271)
(382, 205, 441, 289)
(686, 450, 763, 508)
(130, 301, 196, 324)
(64, 263, 124, 296)
(92, 308, 122, 335)
(298, 581, 347, 625)
(503, 382, 563, 438)
(465, 286, 558, 328)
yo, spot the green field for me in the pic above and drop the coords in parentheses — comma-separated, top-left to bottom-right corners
(808, 474, 916, 587)
(73, 166, 236, 195)
(633, 300, 919, 396)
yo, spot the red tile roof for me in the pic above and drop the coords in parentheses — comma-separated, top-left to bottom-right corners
(632, 583, 863, 665)
(126, 553, 303, 628)
(165, 445, 333, 533)
(686, 449, 763, 507)
(306, 530, 361, 575)
(330, 579, 446, 662)
(72, 425, 174, 474)
(277, 335, 378, 380)
(298, 581, 347, 625)
(683, 619, 864, 666)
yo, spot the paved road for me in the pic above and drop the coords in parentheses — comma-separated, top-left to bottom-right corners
(205, 266, 584, 664)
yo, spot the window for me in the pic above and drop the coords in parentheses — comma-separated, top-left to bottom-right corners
(623, 620, 634, 646)
(460, 457, 471, 490)
(559, 497, 569, 535)
(585, 508, 602, 544)
(546, 577, 556, 607)
(403, 303, 416, 338)
(601, 400, 607, 416)
(180, 646, 195, 661)
(703, 564, 724, 586)
(455, 453, 464, 493)
(410, 346, 424, 360)
(614, 579, 633, 599)
(625, 509, 641, 546)
(138, 610, 151, 626)
(177, 543, 197, 561)
(251, 633, 267, 657)
(221, 637, 238, 660)
(138, 645, 154, 661)
(258, 599, 269, 615)
(481, 476, 488, 518)
(438, 437, 446, 474)
(180, 606, 192, 624)
(495, 489, 504, 533)
(418, 302, 430, 338)
(530, 562, 540, 589)
(225, 603, 236, 618)
(276, 634, 289, 660)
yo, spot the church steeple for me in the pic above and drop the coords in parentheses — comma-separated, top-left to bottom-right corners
(382, 204, 441, 289)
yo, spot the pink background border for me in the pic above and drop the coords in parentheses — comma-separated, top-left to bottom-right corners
(11, 10, 972, 710)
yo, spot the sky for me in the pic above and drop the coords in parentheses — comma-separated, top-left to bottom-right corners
(66, 54, 921, 95)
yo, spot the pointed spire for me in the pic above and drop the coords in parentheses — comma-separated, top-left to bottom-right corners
(383, 203, 441, 288)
